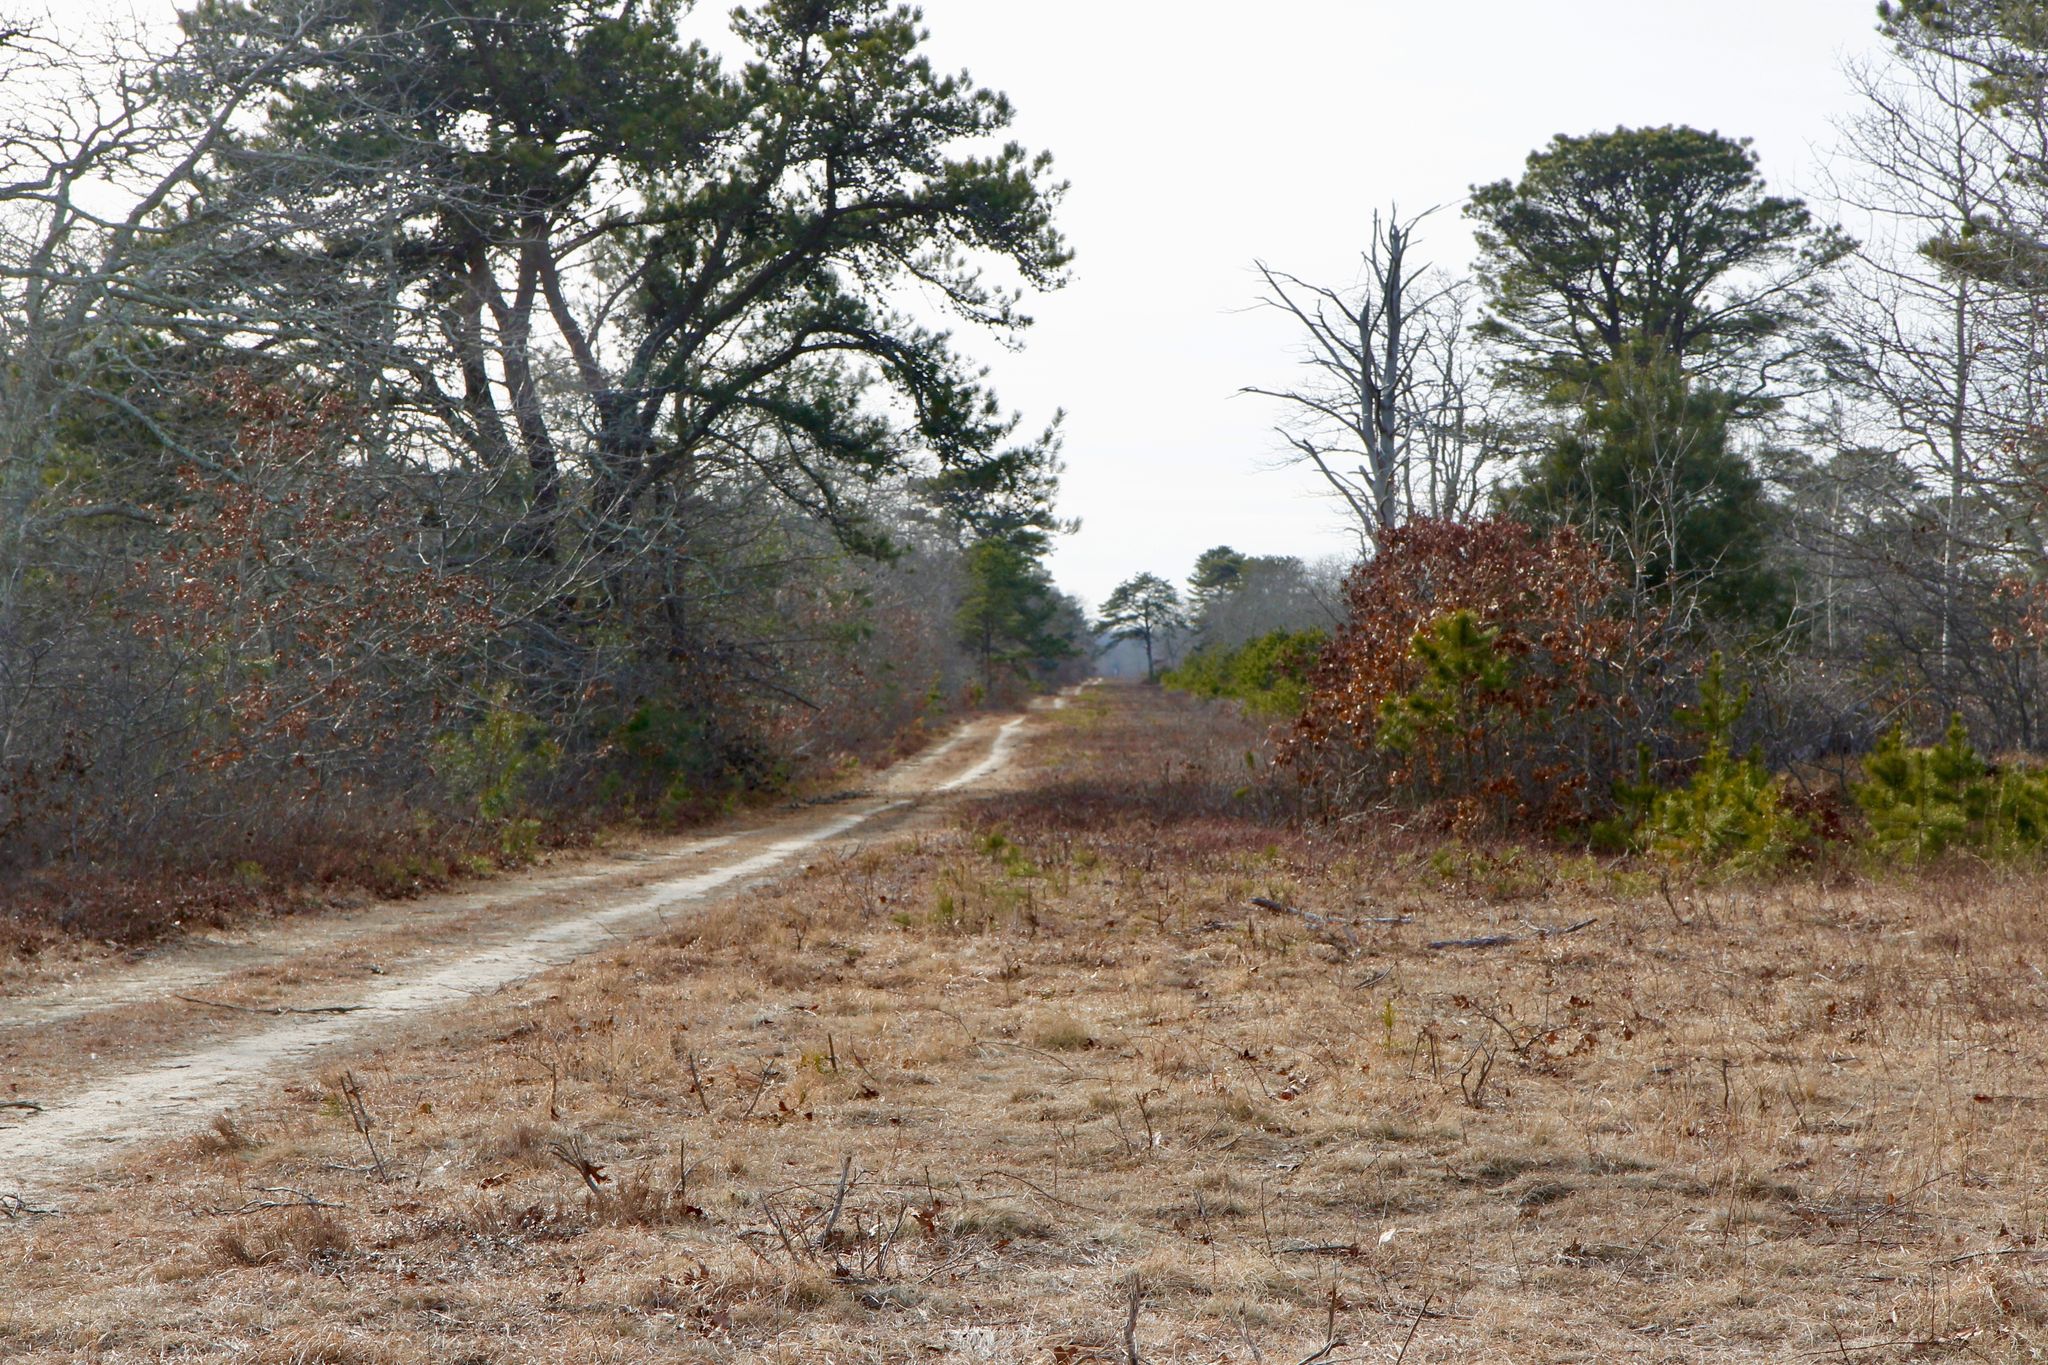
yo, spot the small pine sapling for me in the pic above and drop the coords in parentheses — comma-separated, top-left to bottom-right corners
(1643, 654, 1809, 875)
(1855, 714, 2048, 861)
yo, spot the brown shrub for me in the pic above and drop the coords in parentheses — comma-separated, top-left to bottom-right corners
(1284, 517, 1671, 830)
(204, 1207, 351, 1270)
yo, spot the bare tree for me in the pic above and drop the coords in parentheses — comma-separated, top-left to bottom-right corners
(1245, 207, 1505, 547)
(1404, 281, 1518, 524)
(1788, 42, 2048, 739)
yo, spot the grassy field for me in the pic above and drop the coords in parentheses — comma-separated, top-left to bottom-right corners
(5, 683, 2047, 1362)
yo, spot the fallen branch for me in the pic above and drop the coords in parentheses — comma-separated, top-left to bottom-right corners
(1248, 898, 1362, 953)
(177, 995, 366, 1016)
(0, 1099, 42, 1113)
(1279, 1242, 1364, 1257)
(1427, 918, 1596, 951)
(218, 1187, 345, 1215)
(0, 1192, 58, 1219)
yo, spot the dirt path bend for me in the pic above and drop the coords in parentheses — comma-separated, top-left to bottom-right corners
(0, 701, 1049, 1195)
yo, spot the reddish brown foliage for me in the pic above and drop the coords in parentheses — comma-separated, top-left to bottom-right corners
(1284, 517, 1671, 830)
(131, 371, 493, 781)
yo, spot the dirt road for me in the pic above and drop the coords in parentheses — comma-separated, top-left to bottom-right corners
(0, 703, 1042, 1196)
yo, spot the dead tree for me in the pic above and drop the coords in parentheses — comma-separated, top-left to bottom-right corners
(1245, 206, 1491, 548)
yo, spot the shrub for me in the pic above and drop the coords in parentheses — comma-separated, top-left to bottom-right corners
(435, 689, 560, 856)
(1283, 517, 1670, 830)
(1855, 714, 2048, 861)
(1641, 654, 1810, 874)
(1374, 610, 1517, 763)
(1164, 629, 1325, 718)
(607, 698, 785, 822)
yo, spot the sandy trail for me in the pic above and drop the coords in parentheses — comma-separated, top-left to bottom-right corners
(0, 710, 998, 1032)
(0, 707, 1038, 1194)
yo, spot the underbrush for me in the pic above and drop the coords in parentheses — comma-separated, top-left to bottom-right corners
(1162, 628, 1325, 718)
(0, 693, 989, 956)
(0, 809, 575, 957)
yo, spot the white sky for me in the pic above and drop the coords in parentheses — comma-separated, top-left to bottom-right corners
(904, 0, 1889, 609)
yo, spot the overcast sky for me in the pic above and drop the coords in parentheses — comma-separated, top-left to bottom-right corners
(897, 0, 1888, 609)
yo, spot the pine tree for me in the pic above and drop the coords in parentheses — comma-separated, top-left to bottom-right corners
(955, 539, 1074, 693)
(1096, 574, 1186, 681)
(1502, 347, 1787, 623)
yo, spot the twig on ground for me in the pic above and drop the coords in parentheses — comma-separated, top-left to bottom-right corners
(1430, 933, 1519, 949)
(1122, 1274, 1143, 1365)
(1458, 1046, 1496, 1108)
(548, 1135, 608, 1195)
(1392, 1292, 1435, 1364)
(1465, 998, 1544, 1058)
(761, 1196, 809, 1263)
(338, 1072, 388, 1181)
(178, 995, 365, 1016)
(1293, 1281, 1347, 1365)
(219, 1187, 344, 1215)
(739, 1062, 780, 1119)
(0, 1099, 42, 1113)
(0, 1192, 57, 1219)
(817, 1155, 854, 1250)
(1796, 1334, 1980, 1357)
(1428, 918, 1596, 951)
(845, 1043, 887, 1096)
(866, 1203, 908, 1277)
(1658, 873, 1689, 929)
(975, 1038, 1081, 1073)
(975, 1168, 1123, 1221)
(683, 1052, 711, 1115)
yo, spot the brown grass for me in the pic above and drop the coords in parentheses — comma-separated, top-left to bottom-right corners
(4, 682, 2048, 1361)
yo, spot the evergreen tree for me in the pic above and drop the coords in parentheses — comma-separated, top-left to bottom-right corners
(1188, 546, 1249, 603)
(955, 538, 1074, 692)
(1503, 347, 1787, 623)
(175, 0, 1072, 594)
(1096, 573, 1186, 681)
(1466, 125, 1851, 412)
(1186, 545, 1248, 634)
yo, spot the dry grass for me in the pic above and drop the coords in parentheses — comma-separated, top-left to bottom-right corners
(5, 683, 2048, 1361)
